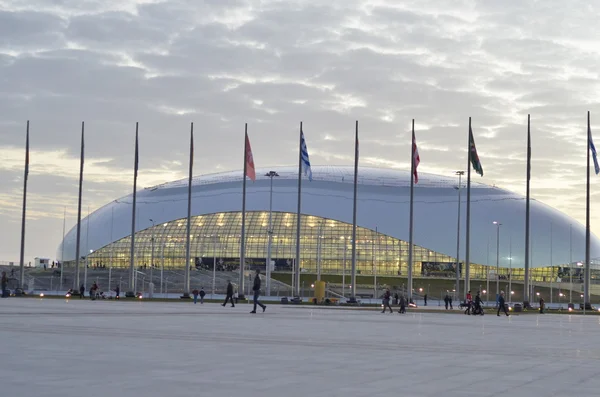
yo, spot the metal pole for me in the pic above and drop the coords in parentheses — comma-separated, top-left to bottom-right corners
(550, 221, 553, 304)
(351, 120, 359, 299)
(184, 123, 194, 297)
(509, 234, 512, 303)
(317, 222, 322, 281)
(213, 235, 217, 298)
(374, 226, 378, 299)
(150, 220, 155, 282)
(266, 171, 277, 295)
(19, 121, 30, 289)
(524, 114, 531, 304)
(60, 206, 66, 291)
(74, 122, 84, 290)
(342, 241, 346, 297)
(455, 171, 464, 302)
(408, 119, 415, 303)
(295, 122, 303, 297)
(109, 207, 114, 292)
(240, 124, 249, 296)
(372, 227, 376, 298)
(585, 111, 591, 306)
(495, 222, 500, 305)
(160, 242, 164, 294)
(128, 122, 139, 293)
(84, 206, 90, 288)
(465, 117, 472, 295)
(570, 224, 573, 303)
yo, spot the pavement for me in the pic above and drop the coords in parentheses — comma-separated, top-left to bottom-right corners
(1, 298, 600, 397)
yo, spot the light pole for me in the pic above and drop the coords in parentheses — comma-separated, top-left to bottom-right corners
(454, 171, 464, 301)
(493, 221, 501, 306)
(508, 234, 512, 303)
(149, 219, 155, 288)
(213, 234, 218, 298)
(265, 171, 279, 296)
(569, 224, 573, 304)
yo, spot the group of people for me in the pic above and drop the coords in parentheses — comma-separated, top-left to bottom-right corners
(381, 288, 409, 314)
(464, 290, 510, 317)
(221, 269, 267, 313)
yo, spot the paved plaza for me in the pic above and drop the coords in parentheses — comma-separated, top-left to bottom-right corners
(1, 299, 600, 397)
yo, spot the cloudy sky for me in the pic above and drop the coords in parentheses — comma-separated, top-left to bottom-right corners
(1, 0, 599, 264)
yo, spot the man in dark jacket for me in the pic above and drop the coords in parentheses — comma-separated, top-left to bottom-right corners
(381, 288, 393, 313)
(222, 281, 235, 307)
(250, 269, 266, 313)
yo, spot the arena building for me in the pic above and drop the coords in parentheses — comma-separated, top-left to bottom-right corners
(58, 166, 600, 282)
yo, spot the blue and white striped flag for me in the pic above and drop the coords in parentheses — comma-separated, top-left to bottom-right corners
(300, 130, 313, 181)
(590, 125, 599, 175)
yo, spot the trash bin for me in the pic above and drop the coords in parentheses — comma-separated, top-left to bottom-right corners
(513, 303, 522, 313)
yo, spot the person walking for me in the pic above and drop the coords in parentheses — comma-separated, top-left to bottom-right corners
(398, 295, 406, 314)
(250, 269, 266, 313)
(497, 291, 509, 317)
(114, 285, 120, 300)
(539, 297, 545, 314)
(192, 289, 199, 304)
(444, 294, 449, 310)
(424, 293, 428, 306)
(199, 287, 206, 304)
(222, 281, 235, 307)
(79, 284, 85, 299)
(381, 288, 393, 313)
(1, 271, 8, 298)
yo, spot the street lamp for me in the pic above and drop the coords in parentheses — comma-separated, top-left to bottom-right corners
(454, 171, 465, 302)
(149, 219, 155, 293)
(265, 171, 279, 296)
(493, 221, 502, 306)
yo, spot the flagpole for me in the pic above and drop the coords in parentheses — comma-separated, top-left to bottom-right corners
(585, 111, 591, 307)
(295, 122, 303, 297)
(350, 120, 359, 299)
(184, 123, 194, 298)
(524, 114, 531, 306)
(408, 119, 415, 303)
(239, 123, 248, 298)
(128, 122, 139, 294)
(465, 117, 472, 296)
(19, 121, 30, 289)
(60, 206, 66, 291)
(74, 122, 84, 291)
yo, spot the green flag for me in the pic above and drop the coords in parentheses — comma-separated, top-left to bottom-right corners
(469, 126, 483, 176)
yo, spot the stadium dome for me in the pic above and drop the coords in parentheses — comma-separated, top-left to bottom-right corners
(58, 166, 600, 280)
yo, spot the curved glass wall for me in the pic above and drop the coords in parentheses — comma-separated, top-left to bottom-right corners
(85, 211, 566, 281)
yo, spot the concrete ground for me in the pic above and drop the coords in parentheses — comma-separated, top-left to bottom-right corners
(1, 298, 599, 397)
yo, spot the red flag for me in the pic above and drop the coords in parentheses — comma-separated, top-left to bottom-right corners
(245, 132, 256, 181)
(412, 130, 420, 184)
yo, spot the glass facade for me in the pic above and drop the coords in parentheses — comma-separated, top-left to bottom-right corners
(85, 211, 580, 282)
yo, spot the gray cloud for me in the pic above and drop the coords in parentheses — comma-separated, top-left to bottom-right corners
(1, 0, 599, 263)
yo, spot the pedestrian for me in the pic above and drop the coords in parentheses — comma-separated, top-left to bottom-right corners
(250, 269, 266, 313)
(465, 290, 473, 315)
(115, 285, 120, 299)
(449, 295, 453, 309)
(393, 292, 399, 305)
(444, 294, 449, 310)
(192, 289, 199, 304)
(398, 295, 406, 314)
(539, 297, 545, 314)
(1, 271, 8, 298)
(79, 283, 85, 299)
(199, 287, 206, 304)
(222, 281, 235, 307)
(497, 291, 509, 317)
(424, 293, 428, 306)
(381, 288, 393, 313)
